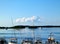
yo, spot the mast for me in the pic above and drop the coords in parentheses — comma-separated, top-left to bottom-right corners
(9, 17, 17, 44)
(31, 20, 35, 42)
(11, 17, 16, 38)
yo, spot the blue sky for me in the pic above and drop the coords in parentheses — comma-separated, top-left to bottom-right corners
(0, 0, 60, 26)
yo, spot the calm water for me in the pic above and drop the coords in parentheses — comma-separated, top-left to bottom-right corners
(0, 28, 60, 44)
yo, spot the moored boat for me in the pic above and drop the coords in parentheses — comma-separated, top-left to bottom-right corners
(34, 40, 42, 44)
(45, 32, 58, 44)
(21, 38, 33, 44)
(0, 37, 8, 44)
(8, 38, 17, 44)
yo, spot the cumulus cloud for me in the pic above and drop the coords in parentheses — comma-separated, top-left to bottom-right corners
(16, 16, 41, 23)
(16, 17, 26, 23)
(25, 16, 37, 22)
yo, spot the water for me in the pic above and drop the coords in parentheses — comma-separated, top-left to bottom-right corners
(0, 28, 60, 44)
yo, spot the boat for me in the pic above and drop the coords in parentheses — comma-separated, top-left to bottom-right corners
(0, 37, 8, 44)
(21, 40, 33, 44)
(45, 32, 57, 44)
(21, 38, 33, 44)
(8, 38, 17, 44)
(34, 40, 42, 44)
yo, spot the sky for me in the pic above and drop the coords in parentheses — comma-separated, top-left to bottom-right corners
(0, 0, 60, 26)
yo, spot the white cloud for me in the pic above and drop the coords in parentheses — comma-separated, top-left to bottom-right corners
(16, 17, 26, 23)
(16, 16, 41, 23)
(25, 16, 37, 22)
(30, 16, 37, 22)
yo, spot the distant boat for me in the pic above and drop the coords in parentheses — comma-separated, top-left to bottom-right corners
(0, 37, 8, 44)
(21, 38, 33, 44)
(21, 40, 33, 44)
(45, 32, 59, 44)
(21, 37, 42, 44)
(8, 38, 17, 44)
(34, 40, 42, 44)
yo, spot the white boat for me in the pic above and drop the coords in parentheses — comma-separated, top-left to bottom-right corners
(9, 42, 17, 44)
(45, 33, 56, 44)
(8, 38, 17, 44)
(34, 40, 42, 44)
(22, 40, 33, 44)
(21, 38, 33, 44)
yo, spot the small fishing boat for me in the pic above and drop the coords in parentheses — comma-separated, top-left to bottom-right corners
(21, 38, 33, 44)
(8, 38, 17, 44)
(0, 38, 8, 44)
(34, 40, 42, 44)
(45, 32, 56, 44)
(21, 40, 33, 44)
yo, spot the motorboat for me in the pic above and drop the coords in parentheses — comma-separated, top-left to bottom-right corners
(21, 38, 33, 44)
(45, 33, 56, 44)
(21, 40, 33, 44)
(34, 40, 42, 44)
(8, 38, 17, 44)
(0, 38, 8, 44)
